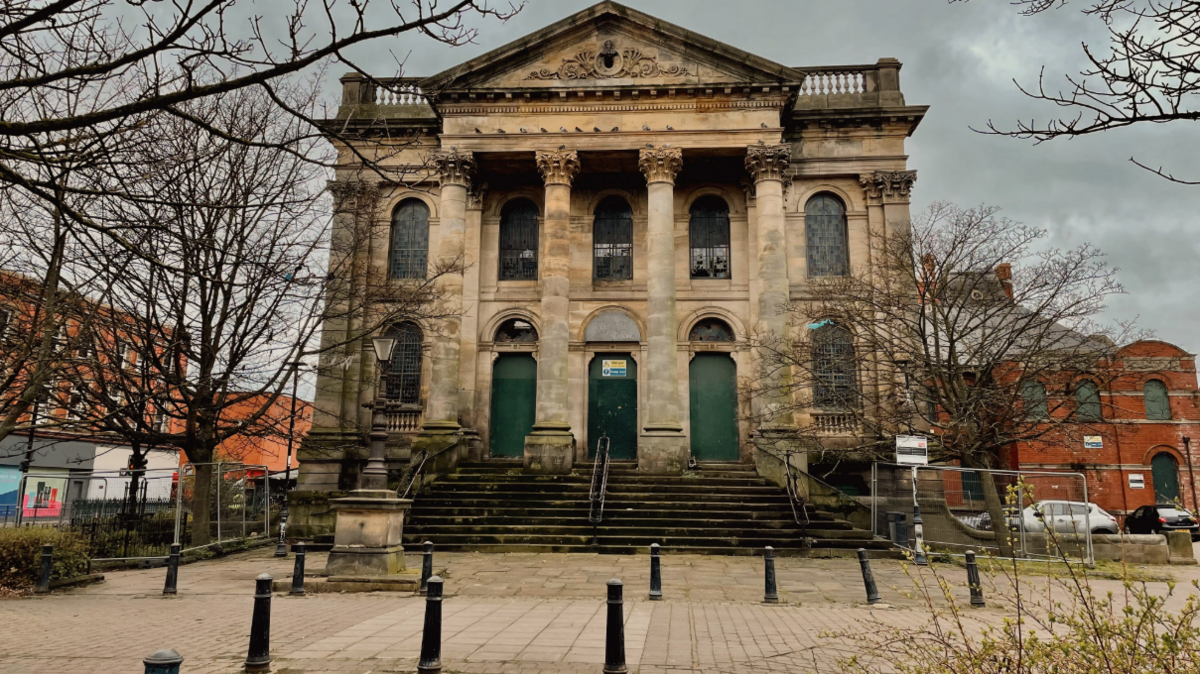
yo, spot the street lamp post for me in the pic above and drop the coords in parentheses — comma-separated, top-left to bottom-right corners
(361, 337, 397, 492)
(275, 361, 305, 558)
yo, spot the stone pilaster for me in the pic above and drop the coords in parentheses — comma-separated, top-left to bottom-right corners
(413, 150, 475, 462)
(746, 145, 804, 469)
(637, 146, 688, 474)
(523, 149, 581, 474)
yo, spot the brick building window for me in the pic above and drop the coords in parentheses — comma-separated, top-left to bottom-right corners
(1022, 381, 1049, 419)
(386, 322, 423, 405)
(593, 196, 633, 280)
(1074, 380, 1101, 421)
(805, 194, 850, 277)
(499, 199, 539, 281)
(388, 199, 430, 280)
(1143, 379, 1171, 420)
(689, 196, 731, 279)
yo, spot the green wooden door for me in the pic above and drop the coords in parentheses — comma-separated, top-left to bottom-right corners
(1152, 453, 1181, 504)
(689, 353, 739, 461)
(588, 353, 638, 459)
(489, 354, 537, 458)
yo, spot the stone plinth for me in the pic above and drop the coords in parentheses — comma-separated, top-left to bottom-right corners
(638, 430, 688, 475)
(523, 425, 574, 474)
(324, 490, 412, 577)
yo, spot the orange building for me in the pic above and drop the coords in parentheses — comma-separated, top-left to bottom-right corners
(179, 393, 311, 477)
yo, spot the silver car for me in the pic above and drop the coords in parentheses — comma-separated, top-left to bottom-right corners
(1017, 500, 1120, 535)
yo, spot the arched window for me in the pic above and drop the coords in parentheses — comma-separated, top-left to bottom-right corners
(593, 196, 633, 280)
(388, 199, 430, 279)
(1144, 379, 1171, 420)
(499, 199, 539, 281)
(805, 194, 849, 277)
(495, 318, 538, 343)
(386, 322, 423, 404)
(689, 196, 731, 279)
(812, 322, 856, 408)
(1022, 381, 1049, 420)
(1074, 380, 1101, 421)
(688, 318, 734, 342)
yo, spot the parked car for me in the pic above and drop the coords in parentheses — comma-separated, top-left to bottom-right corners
(1124, 505, 1200, 540)
(1016, 500, 1120, 535)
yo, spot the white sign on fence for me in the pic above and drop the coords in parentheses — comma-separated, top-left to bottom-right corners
(895, 435, 929, 465)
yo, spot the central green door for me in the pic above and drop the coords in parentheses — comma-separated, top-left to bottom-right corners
(489, 354, 536, 458)
(1152, 453, 1181, 504)
(689, 353, 739, 461)
(588, 353, 638, 459)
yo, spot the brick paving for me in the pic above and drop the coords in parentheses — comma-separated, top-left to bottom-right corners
(0, 547, 1194, 673)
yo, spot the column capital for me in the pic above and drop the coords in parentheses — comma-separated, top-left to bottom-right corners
(433, 148, 476, 187)
(859, 170, 917, 203)
(467, 181, 489, 210)
(745, 144, 792, 183)
(638, 146, 683, 185)
(535, 149, 581, 186)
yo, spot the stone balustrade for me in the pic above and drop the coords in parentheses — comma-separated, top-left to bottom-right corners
(811, 412, 857, 435)
(385, 405, 423, 433)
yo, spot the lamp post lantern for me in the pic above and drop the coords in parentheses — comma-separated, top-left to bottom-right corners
(361, 336, 397, 491)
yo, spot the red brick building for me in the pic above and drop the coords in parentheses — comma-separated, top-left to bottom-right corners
(1008, 339, 1200, 522)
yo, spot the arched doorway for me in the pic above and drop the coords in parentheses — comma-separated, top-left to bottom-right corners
(588, 354, 638, 460)
(489, 319, 538, 458)
(1152, 453, 1181, 504)
(689, 349, 739, 461)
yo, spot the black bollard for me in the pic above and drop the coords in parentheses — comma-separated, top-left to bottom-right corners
(966, 550, 985, 608)
(648, 543, 663, 601)
(244, 573, 273, 671)
(163, 543, 180, 595)
(763, 546, 779, 604)
(604, 579, 627, 674)
(419, 540, 433, 596)
(290, 542, 306, 596)
(418, 576, 444, 674)
(34, 544, 52, 594)
(857, 548, 881, 605)
(143, 648, 184, 674)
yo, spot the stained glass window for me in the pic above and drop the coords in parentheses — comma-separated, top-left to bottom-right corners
(593, 196, 633, 280)
(688, 318, 734, 342)
(689, 196, 731, 279)
(805, 195, 849, 277)
(388, 199, 429, 279)
(386, 322, 423, 404)
(495, 318, 538, 343)
(499, 199, 539, 281)
(812, 323, 856, 408)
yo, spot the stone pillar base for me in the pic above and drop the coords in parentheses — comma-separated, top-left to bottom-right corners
(638, 430, 689, 475)
(751, 427, 810, 496)
(324, 490, 412, 577)
(523, 425, 574, 474)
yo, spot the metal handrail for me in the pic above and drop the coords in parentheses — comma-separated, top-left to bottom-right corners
(588, 434, 611, 525)
(398, 435, 462, 500)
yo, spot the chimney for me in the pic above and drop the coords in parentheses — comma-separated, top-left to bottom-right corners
(995, 263, 1013, 300)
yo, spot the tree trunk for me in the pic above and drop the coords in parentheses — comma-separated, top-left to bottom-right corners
(964, 453, 1015, 558)
(191, 461, 213, 546)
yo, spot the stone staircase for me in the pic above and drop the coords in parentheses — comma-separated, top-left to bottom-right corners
(402, 460, 893, 556)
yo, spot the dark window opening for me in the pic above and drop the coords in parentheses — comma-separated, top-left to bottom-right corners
(689, 318, 734, 342)
(690, 196, 731, 279)
(1074, 380, 1101, 422)
(593, 196, 633, 280)
(388, 199, 430, 279)
(386, 323, 423, 405)
(1144, 379, 1171, 420)
(500, 199, 539, 281)
(812, 323, 857, 408)
(495, 318, 538, 343)
(1022, 381, 1049, 420)
(805, 194, 849, 277)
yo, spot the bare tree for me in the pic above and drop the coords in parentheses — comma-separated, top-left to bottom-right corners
(962, 0, 1200, 183)
(749, 202, 1138, 555)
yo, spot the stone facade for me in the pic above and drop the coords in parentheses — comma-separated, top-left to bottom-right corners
(296, 2, 926, 503)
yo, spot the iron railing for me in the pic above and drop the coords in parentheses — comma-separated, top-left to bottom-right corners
(398, 435, 463, 500)
(589, 434, 612, 525)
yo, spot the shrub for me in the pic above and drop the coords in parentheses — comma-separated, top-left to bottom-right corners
(0, 527, 90, 589)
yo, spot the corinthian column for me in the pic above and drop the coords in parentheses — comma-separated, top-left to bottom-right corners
(414, 149, 474, 458)
(523, 149, 580, 474)
(746, 144, 804, 467)
(637, 146, 688, 475)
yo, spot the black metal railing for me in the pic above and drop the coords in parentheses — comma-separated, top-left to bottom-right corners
(398, 435, 463, 500)
(589, 434, 612, 525)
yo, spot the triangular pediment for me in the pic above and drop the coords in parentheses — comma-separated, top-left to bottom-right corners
(421, 2, 803, 91)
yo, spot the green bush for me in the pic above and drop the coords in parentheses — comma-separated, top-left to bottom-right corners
(0, 527, 90, 589)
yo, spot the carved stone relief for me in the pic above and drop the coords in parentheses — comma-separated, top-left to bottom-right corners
(859, 170, 917, 203)
(524, 40, 691, 81)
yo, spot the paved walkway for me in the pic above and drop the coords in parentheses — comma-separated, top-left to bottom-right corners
(0, 547, 1194, 673)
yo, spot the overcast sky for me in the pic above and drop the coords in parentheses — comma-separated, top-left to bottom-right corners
(333, 0, 1199, 352)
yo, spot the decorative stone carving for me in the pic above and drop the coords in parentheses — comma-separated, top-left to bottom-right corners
(535, 149, 581, 186)
(584, 311, 642, 342)
(859, 170, 917, 202)
(638, 146, 683, 184)
(745, 144, 792, 183)
(524, 40, 692, 80)
(467, 181, 488, 209)
(433, 148, 475, 187)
